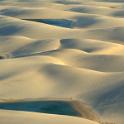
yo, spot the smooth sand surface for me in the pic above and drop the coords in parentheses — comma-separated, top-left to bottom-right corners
(0, 110, 99, 124)
(0, 0, 124, 124)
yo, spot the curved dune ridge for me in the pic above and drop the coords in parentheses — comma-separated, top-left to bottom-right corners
(0, 0, 124, 124)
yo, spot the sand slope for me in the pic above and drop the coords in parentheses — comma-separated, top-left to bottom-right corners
(0, 110, 99, 124)
(0, 0, 124, 124)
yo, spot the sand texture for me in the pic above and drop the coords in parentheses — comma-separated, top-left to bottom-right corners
(0, 0, 124, 124)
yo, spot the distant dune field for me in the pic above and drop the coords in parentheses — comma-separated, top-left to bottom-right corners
(0, 0, 124, 124)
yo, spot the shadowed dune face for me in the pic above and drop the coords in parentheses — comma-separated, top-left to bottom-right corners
(69, 7, 93, 13)
(86, 27, 124, 43)
(73, 16, 99, 28)
(0, 16, 24, 36)
(112, 10, 124, 17)
(91, 81, 124, 123)
(0, 25, 21, 36)
(60, 39, 109, 53)
(11, 39, 60, 57)
(0, 0, 124, 124)
(72, 55, 124, 72)
(0, 8, 27, 17)
(94, 82, 124, 114)
(55, 0, 81, 5)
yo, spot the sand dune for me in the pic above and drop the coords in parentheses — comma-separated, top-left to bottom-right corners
(0, 110, 99, 124)
(0, 0, 124, 124)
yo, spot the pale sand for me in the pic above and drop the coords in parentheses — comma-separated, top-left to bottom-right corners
(0, 109, 99, 124)
(0, 0, 124, 124)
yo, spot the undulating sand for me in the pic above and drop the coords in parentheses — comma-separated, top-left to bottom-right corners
(0, 0, 124, 124)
